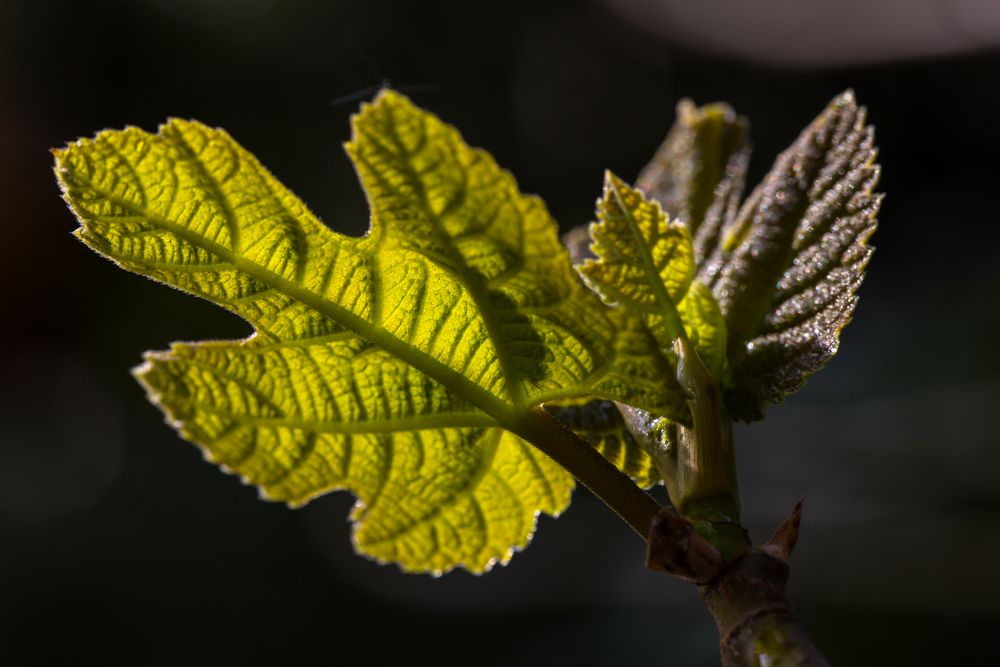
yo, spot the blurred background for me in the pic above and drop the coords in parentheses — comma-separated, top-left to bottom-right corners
(2, 0, 998, 664)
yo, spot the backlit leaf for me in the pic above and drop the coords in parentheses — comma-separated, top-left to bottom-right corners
(54, 90, 678, 573)
(701, 91, 880, 420)
(569, 173, 732, 490)
(633, 92, 880, 421)
(637, 99, 750, 265)
(677, 280, 727, 380)
(578, 171, 727, 381)
(139, 338, 571, 573)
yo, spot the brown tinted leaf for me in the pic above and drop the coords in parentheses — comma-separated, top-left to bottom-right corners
(701, 91, 881, 420)
(637, 99, 751, 265)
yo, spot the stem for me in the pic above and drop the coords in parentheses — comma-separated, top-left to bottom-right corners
(647, 501, 829, 665)
(673, 337, 741, 530)
(522, 403, 831, 665)
(702, 550, 830, 667)
(507, 407, 662, 538)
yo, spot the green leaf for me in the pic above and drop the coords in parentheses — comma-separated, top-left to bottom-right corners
(546, 400, 660, 489)
(701, 91, 881, 420)
(677, 280, 727, 380)
(636, 99, 750, 265)
(139, 338, 571, 574)
(570, 173, 732, 496)
(579, 171, 693, 351)
(54, 90, 678, 573)
(578, 171, 727, 381)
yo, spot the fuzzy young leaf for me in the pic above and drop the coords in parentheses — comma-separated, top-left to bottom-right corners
(637, 100, 750, 265)
(582, 172, 695, 320)
(565, 173, 732, 489)
(54, 91, 677, 573)
(579, 172, 727, 381)
(699, 91, 881, 420)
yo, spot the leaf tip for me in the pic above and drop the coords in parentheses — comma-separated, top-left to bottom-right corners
(346, 87, 418, 154)
(361, 86, 417, 123)
(130, 357, 158, 394)
(675, 97, 697, 119)
(372, 85, 405, 104)
(603, 169, 628, 192)
(160, 116, 184, 131)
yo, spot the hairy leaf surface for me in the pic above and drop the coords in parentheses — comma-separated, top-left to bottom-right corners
(565, 173, 731, 481)
(578, 172, 727, 381)
(700, 91, 881, 420)
(637, 100, 750, 265)
(633, 92, 880, 421)
(54, 90, 678, 573)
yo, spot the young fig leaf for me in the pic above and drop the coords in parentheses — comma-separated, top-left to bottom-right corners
(636, 100, 750, 265)
(677, 280, 727, 380)
(578, 172, 728, 382)
(54, 90, 678, 573)
(701, 91, 881, 420)
(634, 92, 880, 422)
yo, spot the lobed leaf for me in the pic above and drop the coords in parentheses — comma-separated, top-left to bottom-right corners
(138, 338, 571, 574)
(54, 90, 679, 573)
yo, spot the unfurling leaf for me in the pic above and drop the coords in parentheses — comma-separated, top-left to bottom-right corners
(702, 91, 880, 420)
(636, 92, 880, 421)
(636, 99, 750, 265)
(566, 173, 731, 491)
(578, 172, 728, 381)
(564, 92, 879, 508)
(54, 90, 679, 573)
(677, 280, 727, 381)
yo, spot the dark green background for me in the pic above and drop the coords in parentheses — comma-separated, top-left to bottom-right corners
(2, 1, 998, 664)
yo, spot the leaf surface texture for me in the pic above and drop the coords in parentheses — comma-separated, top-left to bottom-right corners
(635, 92, 880, 420)
(54, 91, 679, 572)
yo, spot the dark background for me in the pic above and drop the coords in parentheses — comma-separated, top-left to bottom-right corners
(2, 1, 998, 665)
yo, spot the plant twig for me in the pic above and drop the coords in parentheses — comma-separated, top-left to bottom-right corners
(702, 548, 829, 667)
(646, 500, 829, 666)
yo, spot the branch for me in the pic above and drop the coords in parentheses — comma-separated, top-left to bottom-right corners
(647, 502, 831, 667)
(703, 549, 829, 667)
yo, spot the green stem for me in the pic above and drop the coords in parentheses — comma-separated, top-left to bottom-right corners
(674, 336, 736, 511)
(508, 408, 662, 538)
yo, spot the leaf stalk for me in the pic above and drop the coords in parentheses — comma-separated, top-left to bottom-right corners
(508, 408, 662, 539)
